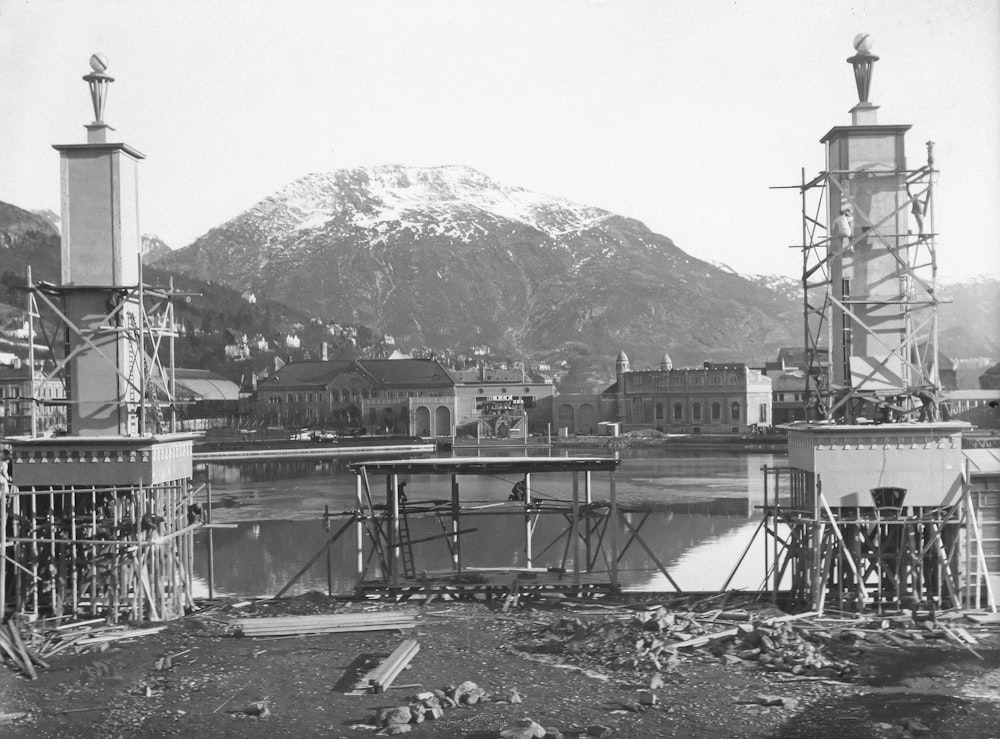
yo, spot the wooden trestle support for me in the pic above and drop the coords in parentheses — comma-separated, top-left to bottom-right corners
(0, 479, 201, 622)
(758, 466, 997, 614)
(275, 456, 686, 601)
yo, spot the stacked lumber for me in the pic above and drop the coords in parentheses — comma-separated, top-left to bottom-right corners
(233, 610, 416, 637)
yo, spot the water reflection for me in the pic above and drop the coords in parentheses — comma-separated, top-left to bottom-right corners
(192, 448, 783, 597)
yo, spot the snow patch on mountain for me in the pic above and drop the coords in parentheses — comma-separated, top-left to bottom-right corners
(250, 165, 613, 242)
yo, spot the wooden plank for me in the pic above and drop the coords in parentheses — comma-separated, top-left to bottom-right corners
(5, 624, 38, 680)
(232, 612, 413, 628)
(374, 640, 420, 692)
(671, 627, 740, 649)
(239, 622, 416, 637)
(74, 626, 167, 646)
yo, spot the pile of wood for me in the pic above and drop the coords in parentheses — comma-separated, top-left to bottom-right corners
(232, 610, 416, 637)
(0, 618, 168, 679)
(513, 604, 997, 681)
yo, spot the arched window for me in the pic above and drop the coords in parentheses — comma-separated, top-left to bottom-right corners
(692, 402, 702, 422)
(711, 402, 721, 421)
(673, 403, 683, 421)
(731, 402, 740, 421)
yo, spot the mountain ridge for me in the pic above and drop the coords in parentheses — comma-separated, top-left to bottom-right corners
(154, 165, 799, 371)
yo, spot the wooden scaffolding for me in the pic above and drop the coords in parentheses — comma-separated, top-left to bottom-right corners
(751, 463, 997, 614)
(0, 475, 201, 622)
(274, 456, 688, 600)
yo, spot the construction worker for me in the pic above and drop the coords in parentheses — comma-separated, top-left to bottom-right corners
(509, 478, 527, 502)
(396, 481, 408, 507)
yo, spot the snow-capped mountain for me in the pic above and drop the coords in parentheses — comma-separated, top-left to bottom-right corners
(153, 165, 801, 367)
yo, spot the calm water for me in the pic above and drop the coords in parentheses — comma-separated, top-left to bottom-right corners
(192, 448, 786, 597)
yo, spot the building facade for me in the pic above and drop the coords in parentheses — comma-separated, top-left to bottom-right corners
(252, 359, 555, 437)
(0, 364, 66, 437)
(254, 359, 456, 435)
(613, 352, 772, 434)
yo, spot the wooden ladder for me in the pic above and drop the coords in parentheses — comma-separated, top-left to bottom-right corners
(397, 505, 416, 580)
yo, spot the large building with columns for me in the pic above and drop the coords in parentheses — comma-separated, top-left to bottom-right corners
(555, 351, 773, 435)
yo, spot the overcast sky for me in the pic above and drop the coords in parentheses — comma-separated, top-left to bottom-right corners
(1, 0, 998, 281)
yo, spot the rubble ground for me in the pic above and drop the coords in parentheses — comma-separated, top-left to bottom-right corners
(1, 592, 999, 738)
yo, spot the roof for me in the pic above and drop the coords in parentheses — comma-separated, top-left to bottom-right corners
(263, 360, 353, 389)
(263, 358, 456, 391)
(349, 456, 620, 476)
(0, 365, 29, 381)
(945, 390, 1000, 400)
(773, 371, 807, 392)
(965, 448, 1000, 476)
(174, 369, 240, 401)
(357, 359, 455, 387)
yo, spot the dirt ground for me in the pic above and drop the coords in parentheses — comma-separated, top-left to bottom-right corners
(2, 593, 999, 739)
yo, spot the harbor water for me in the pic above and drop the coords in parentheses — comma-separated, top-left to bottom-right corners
(192, 448, 785, 597)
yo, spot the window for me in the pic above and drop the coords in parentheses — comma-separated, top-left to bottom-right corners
(731, 402, 740, 421)
(673, 403, 683, 421)
(711, 402, 721, 421)
(693, 402, 702, 422)
(759, 404, 769, 422)
(522, 396, 536, 410)
(655, 403, 664, 420)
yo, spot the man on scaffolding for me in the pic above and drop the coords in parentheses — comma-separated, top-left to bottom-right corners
(509, 477, 527, 502)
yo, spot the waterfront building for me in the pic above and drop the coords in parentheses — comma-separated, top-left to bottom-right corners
(611, 352, 773, 434)
(254, 358, 454, 434)
(253, 358, 555, 437)
(553, 351, 772, 435)
(0, 363, 66, 436)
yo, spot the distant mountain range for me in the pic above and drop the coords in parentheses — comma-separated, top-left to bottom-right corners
(2, 166, 997, 392)
(151, 165, 800, 377)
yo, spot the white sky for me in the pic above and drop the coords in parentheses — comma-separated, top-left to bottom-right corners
(1, 0, 998, 280)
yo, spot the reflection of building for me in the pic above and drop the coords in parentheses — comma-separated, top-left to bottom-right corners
(0, 364, 66, 436)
